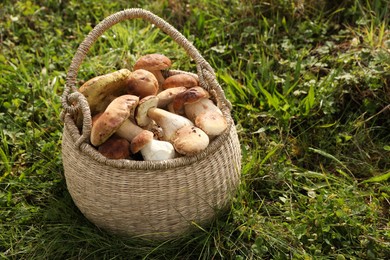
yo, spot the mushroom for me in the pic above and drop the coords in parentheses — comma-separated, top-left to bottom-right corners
(90, 94, 139, 146)
(156, 86, 187, 109)
(174, 87, 228, 136)
(79, 69, 131, 116)
(133, 54, 171, 88)
(142, 102, 194, 141)
(91, 95, 175, 161)
(135, 95, 159, 128)
(162, 74, 199, 90)
(135, 96, 210, 155)
(125, 69, 159, 98)
(130, 130, 176, 161)
(170, 86, 210, 115)
(98, 135, 131, 159)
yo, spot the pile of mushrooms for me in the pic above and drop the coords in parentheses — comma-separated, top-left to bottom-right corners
(77, 54, 227, 161)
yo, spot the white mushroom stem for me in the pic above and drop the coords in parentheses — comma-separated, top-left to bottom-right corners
(184, 98, 223, 121)
(115, 119, 175, 160)
(140, 139, 176, 161)
(147, 107, 194, 141)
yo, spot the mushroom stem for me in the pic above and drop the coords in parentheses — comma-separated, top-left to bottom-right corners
(147, 107, 194, 141)
(139, 102, 210, 156)
(184, 98, 222, 121)
(117, 120, 176, 161)
(140, 138, 176, 161)
(152, 71, 166, 88)
(115, 119, 143, 141)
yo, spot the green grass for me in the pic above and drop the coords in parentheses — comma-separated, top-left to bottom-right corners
(1, 0, 389, 259)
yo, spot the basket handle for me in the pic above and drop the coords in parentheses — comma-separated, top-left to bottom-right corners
(62, 8, 232, 116)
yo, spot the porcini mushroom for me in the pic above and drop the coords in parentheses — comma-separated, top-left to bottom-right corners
(126, 69, 159, 98)
(79, 69, 131, 116)
(91, 95, 175, 161)
(175, 87, 228, 136)
(131, 130, 176, 161)
(156, 86, 187, 109)
(162, 74, 199, 90)
(133, 54, 171, 88)
(90, 94, 139, 146)
(135, 95, 210, 155)
(170, 86, 210, 115)
(135, 95, 159, 128)
(147, 107, 194, 141)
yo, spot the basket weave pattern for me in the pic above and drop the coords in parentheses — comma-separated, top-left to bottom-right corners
(61, 9, 241, 239)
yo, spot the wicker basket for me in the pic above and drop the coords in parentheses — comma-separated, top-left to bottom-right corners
(60, 8, 241, 240)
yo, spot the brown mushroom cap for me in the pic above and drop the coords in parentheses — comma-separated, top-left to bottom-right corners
(98, 135, 131, 159)
(126, 69, 159, 98)
(172, 125, 209, 156)
(90, 95, 139, 146)
(130, 130, 154, 154)
(171, 87, 210, 115)
(133, 54, 172, 89)
(133, 54, 172, 71)
(162, 74, 199, 90)
(156, 86, 187, 108)
(79, 69, 131, 116)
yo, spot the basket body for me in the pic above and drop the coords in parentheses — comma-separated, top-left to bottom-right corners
(62, 111, 241, 239)
(60, 8, 242, 240)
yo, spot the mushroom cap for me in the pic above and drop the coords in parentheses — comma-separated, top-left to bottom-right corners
(172, 125, 209, 156)
(135, 95, 159, 127)
(130, 130, 154, 154)
(195, 110, 228, 136)
(171, 87, 210, 114)
(162, 74, 199, 90)
(90, 95, 139, 146)
(126, 69, 159, 98)
(91, 112, 103, 125)
(79, 69, 131, 116)
(133, 53, 172, 71)
(98, 135, 131, 159)
(156, 86, 187, 108)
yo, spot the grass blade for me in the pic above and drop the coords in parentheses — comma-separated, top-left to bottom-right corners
(362, 171, 390, 183)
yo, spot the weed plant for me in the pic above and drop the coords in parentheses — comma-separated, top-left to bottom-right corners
(1, 0, 389, 259)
